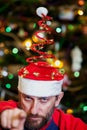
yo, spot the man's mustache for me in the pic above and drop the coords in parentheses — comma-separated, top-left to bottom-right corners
(28, 114, 42, 118)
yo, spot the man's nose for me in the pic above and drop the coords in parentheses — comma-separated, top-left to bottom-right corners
(31, 101, 38, 115)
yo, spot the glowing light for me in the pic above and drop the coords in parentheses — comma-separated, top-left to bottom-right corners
(77, 10, 84, 15)
(46, 21, 52, 26)
(56, 27, 62, 33)
(54, 60, 63, 68)
(12, 48, 18, 54)
(59, 68, 65, 74)
(83, 106, 87, 111)
(23, 39, 32, 50)
(66, 109, 73, 114)
(74, 71, 80, 77)
(78, 0, 85, 6)
(32, 35, 38, 42)
(62, 25, 66, 33)
(5, 26, 12, 32)
(68, 24, 74, 30)
(47, 58, 64, 68)
(5, 83, 11, 89)
(33, 23, 37, 29)
(24, 39, 32, 47)
(4, 49, 9, 54)
(55, 42, 60, 51)
(0, 50, 4, 56)
(46, 58, 54, 65)
(1, 70, 8, 77)
(8, 74, 14, 79)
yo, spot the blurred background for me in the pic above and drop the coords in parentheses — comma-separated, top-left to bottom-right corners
(0, 0, 87, 123)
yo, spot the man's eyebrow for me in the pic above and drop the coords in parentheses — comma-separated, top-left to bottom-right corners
(22, 93, 30, 97)
(39, 97, 50, 99)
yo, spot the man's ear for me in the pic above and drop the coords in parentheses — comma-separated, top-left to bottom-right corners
(55, 92, 64, 107)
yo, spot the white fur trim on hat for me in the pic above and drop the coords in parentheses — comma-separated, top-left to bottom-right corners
(18, 76, 63, 97)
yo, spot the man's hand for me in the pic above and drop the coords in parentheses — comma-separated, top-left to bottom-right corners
(0, 108, 27, 130)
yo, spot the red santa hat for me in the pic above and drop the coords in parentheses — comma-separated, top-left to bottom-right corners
(18, 7, 64, 97)
(18, 61, 64, 97)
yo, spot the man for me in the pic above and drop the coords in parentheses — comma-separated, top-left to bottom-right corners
(0, 61, 87, 130)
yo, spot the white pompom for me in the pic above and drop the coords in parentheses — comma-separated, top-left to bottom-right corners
(36, 7, 48, 17)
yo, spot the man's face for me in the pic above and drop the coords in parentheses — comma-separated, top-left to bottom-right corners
(19, 92, 62, 130)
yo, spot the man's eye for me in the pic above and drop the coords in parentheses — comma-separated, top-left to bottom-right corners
(40, 97, 49, 103)
(25, 96, 32, 101)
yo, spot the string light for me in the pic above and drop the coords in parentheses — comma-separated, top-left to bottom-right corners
(46, 59, 64, 69)
(5, 26, 12, 32)
(4, 49, 9, 54)
(74, 71, 80, 77)
(78, 0, 85, 6)
(23, 39, 32, 50)
(77, 10, 84, 15)
(5, 83, 11, 89)
(83, 106, 87, 112)
(8, 74, 14, 79)
(32, 35, 38, 42)
(66, 108, 74, 114)
(12, 48, 18, 54)
(0, 50, 4, 56)
(54, 60, 63, 68)
(1, 70, 8, 77)
(56, 27, 62, 33)
(68, 24, 74, 31)
(33, 23, 37, 29)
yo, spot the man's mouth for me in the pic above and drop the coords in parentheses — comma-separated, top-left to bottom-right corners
(29, 116, 41, 120)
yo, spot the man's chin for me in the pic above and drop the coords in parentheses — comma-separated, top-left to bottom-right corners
(24, 117, 47, 130)
(29, 118, 42, 127)
(25, 122, 42, 130)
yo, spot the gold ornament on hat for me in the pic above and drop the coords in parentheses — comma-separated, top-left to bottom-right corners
(23, 69, 29, 77)
(33, 72, 40, 77)
(51, 72, 56, 80)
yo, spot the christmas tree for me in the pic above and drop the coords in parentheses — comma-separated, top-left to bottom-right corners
(0, 0, 87, 123)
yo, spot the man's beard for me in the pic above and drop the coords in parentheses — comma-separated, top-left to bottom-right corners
(24, 107, 55, 130)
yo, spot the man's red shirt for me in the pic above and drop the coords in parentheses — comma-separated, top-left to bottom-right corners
(0, 100, 87, 130)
